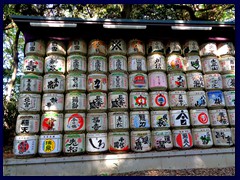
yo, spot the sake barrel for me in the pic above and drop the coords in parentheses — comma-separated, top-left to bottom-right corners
(86, 132, 108, 153)
(108, 112, 129, 131)
(42, 93, 64, 112)
(222, 74, 235, 90)
(108, 72, 128, 91)
(87, 73, 107, 92)
(129, 92, 149, 110)
(46, 40, 66, 56)
(130, 111, 150, 130)
(211, 127, 233, 147)
(190, 109, 210, 127)
(86, 112, 107, 132)
(25, 39, 45, 57)
(148, 71, 168, 90)
(149, 91, 169, 110)
(219, 55, 235, 74)
(67, 39, 87, 55)
(67, 54, 87, 73)
(38, 134, 62, 156)
(231, 127, 235, 145)
(201, 56, 222, 74)
(43, 73, 65, 93)
(13, 135, 38, 158)
(170, 109, 190, 128)
(151, 130, 173, 151)
(65, 92, 86, 112)
(109, 55, 128, 73)
(88, 56, 107, 74)
(172, 129, 193, 149)
(128, 54, 147, 73)
(217, 42, 235, 56)
(20, 74, 43, 93)
(146, 40, 165, 55)
(206, 90, 225, 109)
(227, 109, 235, 126)
(130, 130, 151, 152)
(108, 131, 130, 153)
(224, 91, 235, 108)
(127, 39, 145, 56)
(66, 73, 86, 92)
(167, 72, 187, 90)
(169, 91, 188, 109)
(184, 55, 202, 72)
(108, 92, 128, 111)
(166, 41, 182, 55)
(23, 55, 44, 74)
(147, 54, 166, 72)
(45, 55, 66, 74)
(150, 110, 170, 129)
(183, 40, 199, 56)
(88, 39, 107, 56)
(209, 109, 229, 127)
(192, 128, 213, 148)
(63, 133, 85, 155)
(186, 72, 205, 90)
(15, 114, 40, 135)
(204, 73, 223, 90)
(108, 39, 127, 55)
(87, 92, 107, 112)
(64, 113, 86, 133)
(129, 73, 148, 91)
(18, 93, 41, 113)
(187, 91, 207, 108)
(199, 42, 217, 57)
(166, 54, 184, 72)
(40, 112, 63, 134)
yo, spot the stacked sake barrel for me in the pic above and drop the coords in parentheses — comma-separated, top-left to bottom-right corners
(107, 39, 130, 153)
(14, 40, 45, 158)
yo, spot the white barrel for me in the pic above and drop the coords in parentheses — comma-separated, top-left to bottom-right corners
(224, 91, 235, 108)
(129, 73, 148, 91)
(219, 55, 235, 74)
(231, 127, 235, 145)
(65, 92, 86, 112)
(45, 55, 66, 74)
(20, 74, 43, 93)
(172, 129, 193, 149)
(87, 73, 107, 92)
(201, 56, 222, 74)
(64, 113, 86, 133)
(222, 74, 235, 90)
(128, 55, 147, 72)
(129, 92, 149, 110)
(88, 56, 107, 74)
(152, 130, 173, 151)
(23, 55, 44, 74)
(13, 135, 38, 157)
(148, 71, 167, 90)
(166, 41, 182, 55)
(66, 73, 86, 92)
(25, 40, 45, 57)
(67, 39, 87, 55)
(211, 128, 233, 146)
(109, 55, 127, 72)
(86, 132, 108, 153)
(168, 72, 187, 90)
(146, 40, 165, 55)
(41, 112, 63, 134)
(18, 93, 41, 113)
(43, 74, 65, 93)
(183, 40, 199, 56)
(108, 92, 128, 111)
(149, 91, 169, 110)
(127, 39, 145, 56)
(86, 112, 107, 132)
(184, 55, 202, 72)
(166, 54, 184, 72)
(38, 134, 62, 156)
(67, 54, 87, 73)
(130, 111, 150, 130)
(227, 109, 235, 126)
(108, 39, 127, 55)
(199, 42, 217, 57)
(46, 40, 66, 56)
(186, 72, 205, 90)
(147, 54, 166, 72)
(206, 90, 225, 109)
(16, 114, 40, 135)
(190, 109, 210, 127)
(187, 91, 207, 108)
(151, 110, 170, 129)
(131, 130, 151, 152)
(170, 109, 190, 128)
(217, 42, 235, 56)
(209, 109, 229, 127)
(87, 92, 107, 112)
(192, 128, 213, 148)
(88, 39, 107, 56)
(169, 91, 188, 109)
(63, 133, 85, 154)
(42, 93, 64, 112)
(108, 72, 128, 91)
(108, 131, 130, 153)
(108, 112, 129, 131)
(204, 73, 223, 90)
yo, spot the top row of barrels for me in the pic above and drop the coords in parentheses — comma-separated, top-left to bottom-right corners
(25, 39, 235, 58)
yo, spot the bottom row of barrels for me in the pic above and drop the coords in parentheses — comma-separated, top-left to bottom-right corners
(14, 128, 235, 158)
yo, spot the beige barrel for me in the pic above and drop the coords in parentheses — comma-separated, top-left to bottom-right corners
(108, 131, 130, 153)
(40, 112, 63, 134)
(127, 39, 145, 56)
(151, 130, 173, 151)
(88, 39, 107, 56)
(25, 39, 45, 57)
(130, 111, 150, 130)
(219, 55, 235, 74)
(108, 54, 127, 73)
(223, 91, 235, 108)
(15, 114, 40, 135)
(186, 72, 205, 90)
(204, 73, 223, 90)
(166, 54, 184, 72)
(23, 55, 44, 74)
(199, 42, 217, 57)
(150, 110, 170, 129)
(206, 90, 225, 109)
(20, 74, 43, 93)
(86, 132, 108, 153)
(211, 128, 233, 147)
(87, 73, 107, 92)
(130, 130, 151, 152)
(129, 73, 148, 91)
(187, 91, 207, 108)
(65, 92, 86, 112)
(46, 40, 66, 56)
(168, 72, 187, 90)
(166, 41, 182, 55)
(45, 55, 66, 74)
(108, 39, 127, 55)
(86, 112, 107, 132)
(108, 112, 129, 131)
(64, 113, 86, 133)
(184, 55, 202, 72)
(172, 128, 193, 149)
(169, 91, 188, 109)
(18, 93, 41, 113)
(148, 71, 167, 90)
(149, 91, 169, 110)
(170, 109, 190, 128)
(108, 92, 128, 111)
(66, 73, 86, 92)
(67, 54, 87, 73)
(209, 109, 229, 127)
(128, 54, 147, 73)
(201, 56, 222, 74)
(190, 109, 210, 127)
(67, 39, 87, 55)
(129, 92, 149, 110)
(87, 92, 107, 112)
(217, 42, 235, 56)
(183, 40, 199, 56)
(192, 127, 213, 148)
(63, 133, 85, 155)
(108, 72, 128, 91)
(222, 74, 235, 90)
(147, 54, 166, 72)
(227, 109, 235, 126)
(146, 40, 165, 55)
(231, 127, 235, 145)
(88, 56, 108, 74)
(43, 73, 65, 93)
(42, 93, 64, 112)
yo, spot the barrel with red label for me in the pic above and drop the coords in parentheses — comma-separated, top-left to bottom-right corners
(129, 73, 148, 91)
(172, 129, 193, 149)
(64, 113, 86, 133)
(108, 131, 130, 153)
(149, 91, 169, 110)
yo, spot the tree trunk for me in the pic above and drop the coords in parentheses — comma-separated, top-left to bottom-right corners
(6, 28, 20, 102)
(121, 4, 132, 19)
